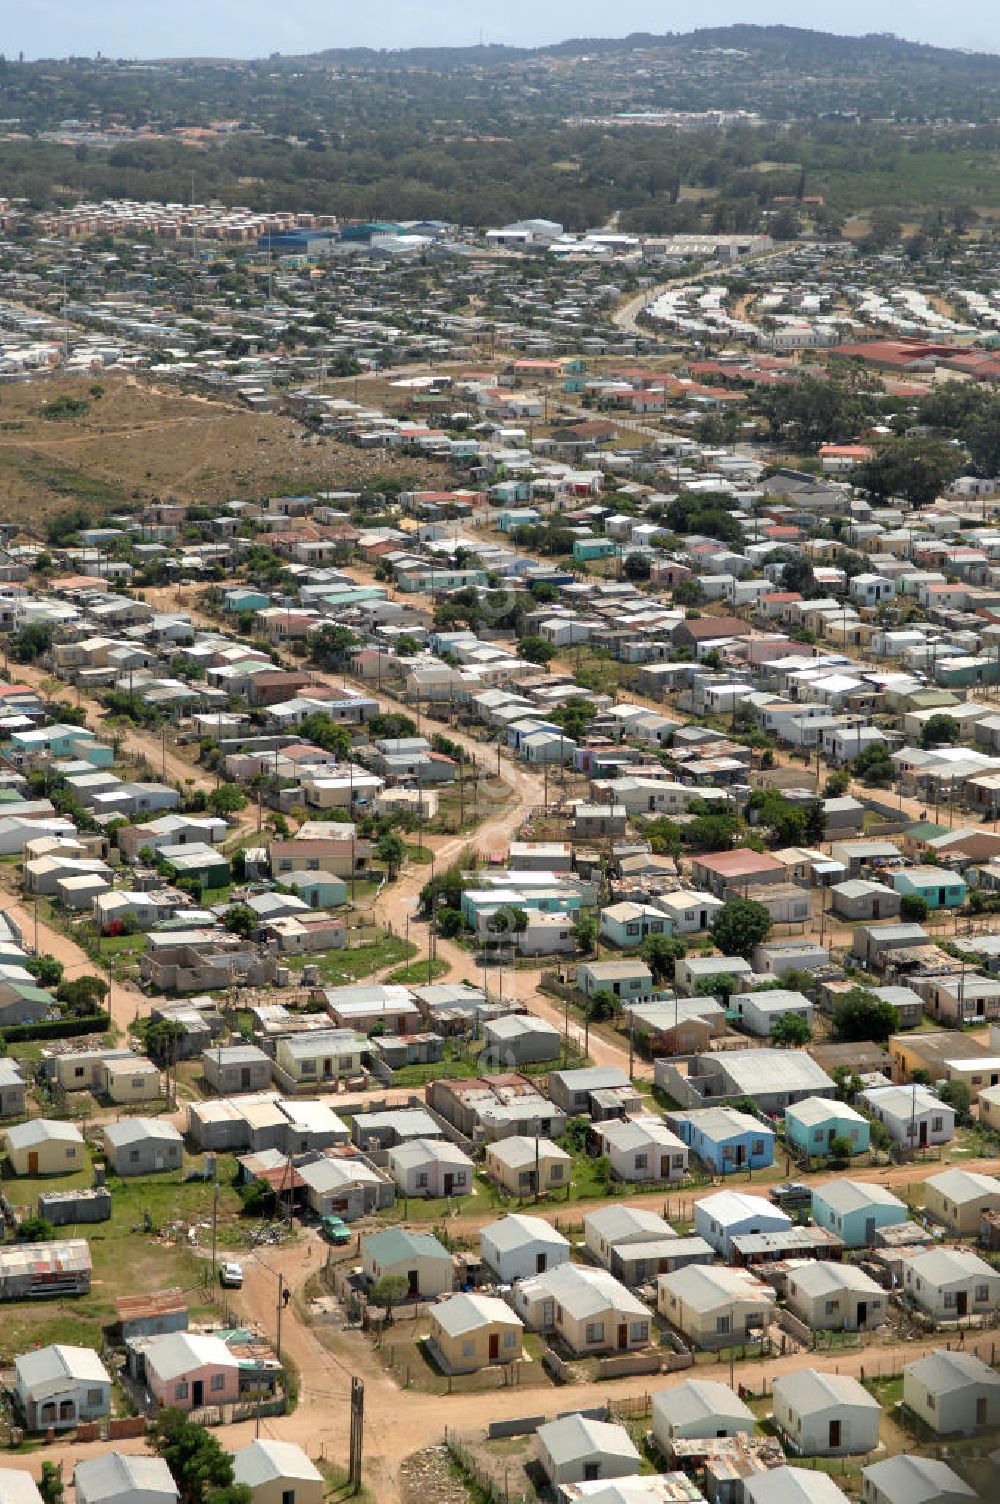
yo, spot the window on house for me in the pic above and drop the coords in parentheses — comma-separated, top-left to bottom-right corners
(976, 1285, 989, 1302)
(752, 1140, 765, 1156)
(634, 1153, 648, 1170)
(585, 1322, 605, 1344)
(416, 1173, 428, 1188)
(66, 1148, 76, 1159)
(630, 1322, 648, 1343)
(129, 1149, 140, 1163)
(210, 1373, 225, 1391)
(175, 1382, 189, 1400)
(944, 1291, 956, 1307)
(927, 1393, 936, 1409)
(519, 1172, 532, 1188)
(716, 1315, 731, 1334)
(86, 1389, 103, 1405)
(932, 1117, 943, 1132)
(503, 1331, 517, 1348)
(282, 1492, 295, 1504)
(462, 1340, 474, 1358)
(550, 1165, 563, 1180)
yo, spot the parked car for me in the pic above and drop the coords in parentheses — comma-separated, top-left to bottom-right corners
(219, 1261, 244, 1288)
(320, 1215, 351, 1246)
(771, 1182, 812, 1210)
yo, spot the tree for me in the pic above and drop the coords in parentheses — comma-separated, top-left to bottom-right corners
(899, 892, 930, 922)
(222, 903, 257, 938)
(39, 1464, 63, 1504)
(939, 1079, 973, 1124)
(854, 438, 961, 508)
(151, 1410, 237, 1504)
(623, 552, 651, 582)
(55, 974, 109, 1014)
(370, 1273, 409, 1307)
(26, 955, 64, 988)
(395, 633, 420, 656)
(375, 831, 406, 880)
(920, 713, 960, 750)
(12, 621, 53, 663)
(770, 1012, 812, 1046)
(309, 623, 358, 666)
(517, 635, 557, 665)
(711, 897, 773, 960)
(436, 905, 464, 939)
(587, 988, 618, 1021)
(297, 713, 352, 758)
(853, 740, 894, 787)
(640, 933, 686, 984)
(695, 972, 737, 1002)
(827, 1134, 856, 1164)
(572, 912, 598, 956)
(833, 987, 900, 1044)
(207, 784, 248, 817)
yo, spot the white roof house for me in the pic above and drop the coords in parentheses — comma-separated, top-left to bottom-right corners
(744, 1466, 851, 1504)
(651, 1377, 754, 1446)
(480, 1213, 571, 1283)
(0, 1474, 43, 1504)
(432, 1292, 521, 1338)
(772, 1369, 880, 1456)
(233, 1440, 324, 1493)
(144, 1331, 239, 1382)
(695, 1190, 792, 1257)
(537, 1412, 641, 1487)
(584, 1205, 675, 1266)
(861, 1455, 976, 1504)
(74, 1455, 178, 1504)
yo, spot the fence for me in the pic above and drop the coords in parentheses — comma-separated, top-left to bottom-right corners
(446, 1434, 532, 1504)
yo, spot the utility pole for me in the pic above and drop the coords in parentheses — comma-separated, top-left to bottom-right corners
(276, 1272, 285, 1358)
(349, 1377, 365, 1493)
(210, 1178, 218, 1287)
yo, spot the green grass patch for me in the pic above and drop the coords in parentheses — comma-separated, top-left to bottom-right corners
(284, 932, 415, 984)
(405, 843, 434, 865)
(384, 957, 448, 985)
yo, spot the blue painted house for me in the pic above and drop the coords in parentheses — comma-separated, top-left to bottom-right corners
(811, 1178, 908, 1247)
(10, 725, 100, 762)
(784, 1097, 871, 1158)
(284, 871, 348, 908)
(669, 1106, 775, 1175)
(890, 867, 967, 910)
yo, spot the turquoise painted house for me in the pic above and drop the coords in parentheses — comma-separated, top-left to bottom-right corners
(496, 509, 541, 533)
(10, 725, 100, 761)
(784, 1097, 871, 1158)
(224, 588, 270, 613)
(890, 867, 967, 910)
(573, 538, 619, 563)
(284, 871, 348, 908)
(460, 886, 581, 929)
(811, 1178, 908, 1247)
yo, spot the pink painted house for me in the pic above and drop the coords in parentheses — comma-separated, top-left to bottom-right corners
(144, 1332, 240, 1411)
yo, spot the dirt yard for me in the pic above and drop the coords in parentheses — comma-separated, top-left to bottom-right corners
(0, 375, 446, 529)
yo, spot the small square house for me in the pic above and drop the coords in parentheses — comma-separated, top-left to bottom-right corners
(537, 1413, 640, 1488)
(596, 1118, 689, 1183)
(101, 1056, 162, 1105)
(861, 1455, 977, 1504)
(482, 1013, 561, 1066)
(922, 1169, 1000, 1235)
(583, 1206, 676, 1268)
(202, 1044, 273, 1095)
(143, 1332, 240, 1412)
(513, 1263, 650, 1354)
(744, 1466, 855, 1504)
(903, 1348, 1000, 1435)
(75, 1454, 178, 1504)
(772, 1369, 881, 1456)
(386, 1138, 474, 1199)
(651, 1378, 755, 1451)
(15, 1344, 112, 1432)
(361, 1227, 453, 1300)
(232, 1441, 324, 1504)
(5, 1119, 85, 1177)
(898, 1247, 1000, 1321)
(860, 1084, 955, 1148)
(695, 1190, 791, 1259)
(102, 1118, 183, 1177)
(784, 1098, 870, 1159)
(480, 1213, 571, 1284)
(785, 1261, 887, 1333)
(426, 1293, 523, 1373)
(657, 1265, 775, 1351)
(811, 1179, 908, 1248)
(484, 1135, 571, 1196)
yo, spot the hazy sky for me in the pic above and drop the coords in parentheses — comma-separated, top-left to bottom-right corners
(6, 0, 1000, 59)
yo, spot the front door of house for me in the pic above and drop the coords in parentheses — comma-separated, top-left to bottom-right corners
(829, 1420, 841, 1448)
(192, 1380, 204, 1408)
(489, 1333, 499, 1361)
(618, 1324, 628, 1350)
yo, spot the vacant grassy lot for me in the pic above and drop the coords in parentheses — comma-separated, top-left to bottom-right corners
(0, 375, 447, 533)
(0, 1156, 250, 1359)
